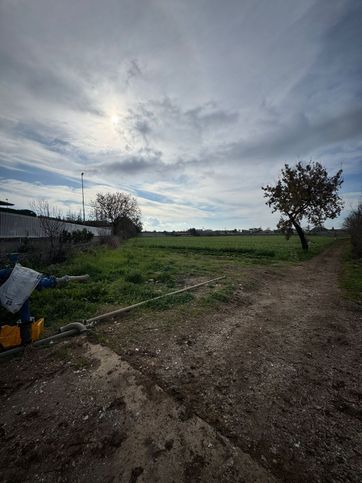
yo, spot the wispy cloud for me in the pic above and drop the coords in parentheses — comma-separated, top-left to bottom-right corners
(0, 0, 361, 230)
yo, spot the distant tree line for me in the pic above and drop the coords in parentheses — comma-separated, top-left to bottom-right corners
(164, 225, 342, 237)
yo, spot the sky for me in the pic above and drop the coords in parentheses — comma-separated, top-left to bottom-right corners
(0, 0, 361, 231)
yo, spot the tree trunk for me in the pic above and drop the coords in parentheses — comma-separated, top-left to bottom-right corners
(292, 221, 308, 251)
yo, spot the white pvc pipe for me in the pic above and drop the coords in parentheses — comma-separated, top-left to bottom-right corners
(56, 274, 90, 284)
(86, 275, 225, 327)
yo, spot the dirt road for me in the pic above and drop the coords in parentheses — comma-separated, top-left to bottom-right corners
(0, 244, 361, 482)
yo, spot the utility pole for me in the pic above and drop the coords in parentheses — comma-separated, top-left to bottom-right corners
(81, 172, 85, 222)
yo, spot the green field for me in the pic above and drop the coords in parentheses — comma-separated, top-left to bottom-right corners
(0, 235, 337, 332)
(130, 234, 335, 261)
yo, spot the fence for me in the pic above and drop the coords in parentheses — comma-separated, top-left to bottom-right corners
(0, 212, 111, 238)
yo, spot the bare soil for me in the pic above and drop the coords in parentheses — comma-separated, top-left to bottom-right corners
(0, 244, 361, 482)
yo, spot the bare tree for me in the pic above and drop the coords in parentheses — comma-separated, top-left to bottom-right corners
(91, 192, 142, 236)
(65, 208, 83, 223)
(30, 200, 65, 249)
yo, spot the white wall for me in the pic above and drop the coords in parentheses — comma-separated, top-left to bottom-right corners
(0, 212, 111, 238)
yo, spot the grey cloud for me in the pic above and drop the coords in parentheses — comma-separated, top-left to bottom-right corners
(96, 157, 182, 176)
(185, 104, 239, 129)
(125, 97, 239, 149)
(101, 157, 157, 175)
(125, 59, 143, 87)
(216, 107, 362, 164)
(89, 147, 187, 177)
(149, 97, 239, 128)
(283, 0, 362, 117)
(0, 51, 102, 116)
(124, 104, 157, 144)
(147, 97, 182, 119)
(133, 119, 152, 143)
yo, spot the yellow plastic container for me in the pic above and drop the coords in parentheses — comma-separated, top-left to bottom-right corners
(0, 318, 45, 349)
(0, 324, 21, 348)
(31, 318, 45, 341)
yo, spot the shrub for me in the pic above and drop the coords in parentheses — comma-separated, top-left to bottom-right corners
(60, 229, 94, 244)
(71, 229, 94, 243)
(125, 271, 144, 284)
(59, 230, 72, 244)
(343, 202, 362, 257)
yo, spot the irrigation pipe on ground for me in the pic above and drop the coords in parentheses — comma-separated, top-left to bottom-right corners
(85, 275, 225, 327)
(0, 275, 225, 360)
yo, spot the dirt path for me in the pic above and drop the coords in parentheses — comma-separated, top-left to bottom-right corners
(116, 244, 362, 482)
(0, 342, 274, 482)
(0, 244, 361, 482)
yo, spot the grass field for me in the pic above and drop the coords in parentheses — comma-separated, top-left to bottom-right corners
(130, 234, 335, 261)
(0, 235, 338, 332)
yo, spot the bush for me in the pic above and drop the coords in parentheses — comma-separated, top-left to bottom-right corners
(71, 229, 94, 243)
(59, 230, 72, 244)
(60, 229, 94, 244)
(113, 216, 142, 239)
(344, 202, 362, 257)
(125, 271, 144, 284)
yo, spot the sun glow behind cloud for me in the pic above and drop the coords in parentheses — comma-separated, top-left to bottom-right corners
(111, 114, 120, 126)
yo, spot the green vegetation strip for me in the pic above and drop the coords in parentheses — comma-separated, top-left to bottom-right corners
(130, 235, 336, 261)
(144, 244, 275, 258)
(0, 235, 338, 332)
(341, 248, 362, 303)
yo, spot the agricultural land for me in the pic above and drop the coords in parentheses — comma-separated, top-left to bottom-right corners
(0, 235, 361, 482)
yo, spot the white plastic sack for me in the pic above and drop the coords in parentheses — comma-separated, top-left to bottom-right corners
(0, 263, 42, 314)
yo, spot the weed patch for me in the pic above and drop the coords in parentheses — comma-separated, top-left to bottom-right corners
(341, 247, 362, 303)
(125, 271, 144, 284)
